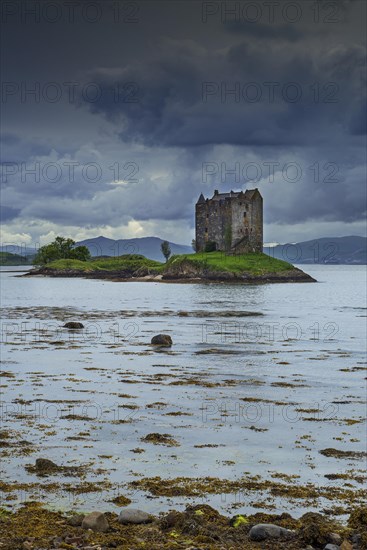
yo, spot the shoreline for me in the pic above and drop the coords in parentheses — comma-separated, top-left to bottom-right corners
(0, 501, 365, 549)
(22, 267, 317, 284)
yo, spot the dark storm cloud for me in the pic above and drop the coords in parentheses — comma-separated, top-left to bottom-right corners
(0, 204, 21, 222)
(0, 132, 57, 166)
(19, 176, 195, 226)
(80, 37, 366, 148)
(226, 21, 303, 42)
(348, 100, 367, 134)
(1, 0, 365, 241)
(261, 159, 366, 225)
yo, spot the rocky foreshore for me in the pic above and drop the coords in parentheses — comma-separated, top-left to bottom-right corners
(0, 503, 365, 549)
(24, 264, 316, 284)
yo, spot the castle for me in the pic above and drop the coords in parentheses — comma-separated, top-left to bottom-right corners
(195, 189, 263, 253)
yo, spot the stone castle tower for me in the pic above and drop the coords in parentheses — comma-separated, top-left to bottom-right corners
(195, 189, 263, 253)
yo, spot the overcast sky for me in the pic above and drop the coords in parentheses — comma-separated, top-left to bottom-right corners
(1, 0, 366, 246)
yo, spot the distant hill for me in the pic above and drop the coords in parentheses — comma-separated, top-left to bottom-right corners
(264, 236, 367, 264)
(1, 235, 365, 264)
(0, 251, 32, 265)
(77, 235, 366, 263)
(0, 245, 37, 257)
(76, 236, 193, 261)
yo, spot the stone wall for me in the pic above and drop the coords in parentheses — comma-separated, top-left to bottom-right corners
(231, 194, 263, 253)
(196, 190, 263, 253)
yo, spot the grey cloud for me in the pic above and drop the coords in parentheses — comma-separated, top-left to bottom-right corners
(1, 0, 365, 243)
(0, 204, 21, 222)
(226, 21, 303, 42)
(79, 37, 365, 148)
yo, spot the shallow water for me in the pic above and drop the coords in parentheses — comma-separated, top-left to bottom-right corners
(1, 265, 366, 517)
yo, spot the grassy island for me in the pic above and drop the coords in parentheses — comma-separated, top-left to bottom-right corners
(28, 252, 316, 283)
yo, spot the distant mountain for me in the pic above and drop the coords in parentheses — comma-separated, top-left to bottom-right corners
(0, 245, 37, 257)
(264, 236, 367, 264)
(1, 235, 365, 264)
(0, 251, 32, 266)
(76, 236, 193, 261)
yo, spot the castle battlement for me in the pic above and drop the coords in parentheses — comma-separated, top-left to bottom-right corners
(195, 189, 263, 253)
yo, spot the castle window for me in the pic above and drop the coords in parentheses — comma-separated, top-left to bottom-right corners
(205, 227, 208, 233)
(243, 212, 247, 218)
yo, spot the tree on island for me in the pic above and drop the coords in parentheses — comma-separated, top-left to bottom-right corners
(161, 240, 171, 263)
(33, 236, 91, 265)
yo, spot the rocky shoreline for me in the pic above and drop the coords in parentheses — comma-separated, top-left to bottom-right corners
(24, 265, 316, 284)
(0, 502, 365, 549)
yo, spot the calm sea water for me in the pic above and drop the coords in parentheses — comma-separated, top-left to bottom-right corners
(1, 265, 366, 516)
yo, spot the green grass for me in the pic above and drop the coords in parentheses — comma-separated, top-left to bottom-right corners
(43, 254, 164, 273)
(167, 251, 294, 275)
(40, 252, 294, 276)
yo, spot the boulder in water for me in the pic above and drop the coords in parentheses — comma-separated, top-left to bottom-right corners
(63, 322, 84, 329)
(151, 334, 172, 346)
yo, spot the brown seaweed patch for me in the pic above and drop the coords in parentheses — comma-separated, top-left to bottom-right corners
(25, 458, 89, 477)
(146, 401, 168, 409)
(325, 472, 366, 484)
(141, 433, 180, 447)
(110, 494, 132, 507)
(194, 444, 226, 448)
(271, 381, 309, 388)
(129, 475, 366, 506)
(165, 411, 193, 416)
(169, 378, 221, 388)
(195, 348, 243, 355)
(320, 448, 367, 459)
(60, 414, 95, 421)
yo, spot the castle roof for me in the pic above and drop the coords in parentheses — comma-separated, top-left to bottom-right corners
(210, 189, 260, 201)
(196, 189, 261, 204)
(243, 189, 258, 199)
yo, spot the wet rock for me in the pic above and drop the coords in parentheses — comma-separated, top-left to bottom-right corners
(328, 533, 342, 545)
(324, 545, 340, 550)
(151, 334, 172, 346)
(249, 523, 294, 541)
(68, 513, 85, 526)
(340, 541, 353, 550)
(81, 511, 109, 532)
(63, 321, 84, 329)
(300, 512, 336, 546)
(159, 505, 227, 539)
(348, 507, 367, 531)
(118, 508, 152, 524)
(35, 458, 58, 471)
(160, 510, 183, 530)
